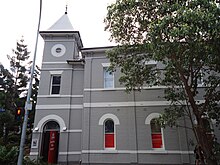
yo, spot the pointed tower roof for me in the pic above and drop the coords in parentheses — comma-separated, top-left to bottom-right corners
(48, 13, 74, 31)
(40, 11, 83, 49)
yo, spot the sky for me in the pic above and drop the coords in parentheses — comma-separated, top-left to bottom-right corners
(0, 0, 116, 68)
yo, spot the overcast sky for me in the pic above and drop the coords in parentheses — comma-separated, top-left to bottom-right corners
(0, 0, 116, 68)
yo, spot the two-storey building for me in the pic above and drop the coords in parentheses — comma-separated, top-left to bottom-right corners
(30, 12, 215, 165)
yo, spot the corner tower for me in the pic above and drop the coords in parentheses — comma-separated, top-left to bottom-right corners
(30, 11, 84, 164)
(40, 12, 83, 62)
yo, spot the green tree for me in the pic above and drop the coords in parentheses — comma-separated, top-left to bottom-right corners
(0, 64, 16, 144)
(105, 0, 220, 164)
(0, 145, 18, 165)
(7, 37, 30, 98)
(0, 38, 40, 154)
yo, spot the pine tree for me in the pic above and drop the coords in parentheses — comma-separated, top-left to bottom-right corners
(0, 37, 40, 149)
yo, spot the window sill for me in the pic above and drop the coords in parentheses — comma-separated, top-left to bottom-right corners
(49, 94, 61, 97)
(104, 148, 116, 150)
(103, 87, 115, 90)
(103, 148, 117, 153)
(151, 148, 166, 152)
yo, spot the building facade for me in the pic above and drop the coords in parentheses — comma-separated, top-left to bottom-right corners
(30, 12, 214, 165)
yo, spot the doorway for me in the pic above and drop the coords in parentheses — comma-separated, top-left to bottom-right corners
(41, 121, 60, 164)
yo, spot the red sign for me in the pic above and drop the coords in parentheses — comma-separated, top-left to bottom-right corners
(48, 131, 58, 164)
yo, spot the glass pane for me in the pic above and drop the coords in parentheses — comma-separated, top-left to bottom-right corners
(104, 79, 113, 88)
(51, 86, 60, 94)
(52, 76, 61, 84)
(105, 134, 114, 148)
(104, 68, 114, 88)
(105, 120, 114, 133)
(152, 133, 162, 148)
(150, 119, 161, 133)
(104, 70, 112, 78)
(44, 121, 60, 130)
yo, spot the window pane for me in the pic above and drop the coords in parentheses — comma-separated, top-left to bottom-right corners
(51, 86, 60, 94)
(151, 133, 162, 148)
(105, 134, 114, 148)
(104, 68, 114, 88)
(44, 121, 60, 130)
(105, 120, 114, 133)
(51, 75, 61, 95)
(150, 119, 161, 133)
(104, 79, 113, 88)
(52, 76, 61, 84)
(150, 118, 163, 148)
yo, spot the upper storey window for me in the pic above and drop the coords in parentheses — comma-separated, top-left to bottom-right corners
(50, 75, 61, 94)
(103, 67, 114, 88)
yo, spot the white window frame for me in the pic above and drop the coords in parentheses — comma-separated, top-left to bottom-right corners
(50, 74, 61, 95)
(99, 114, 120, 150)
(103, 67, 114, 89)
(145, 113, 165, 150)
(104, 119, 116, 150)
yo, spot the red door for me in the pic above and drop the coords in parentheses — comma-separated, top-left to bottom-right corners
(48, 131, 58, 164)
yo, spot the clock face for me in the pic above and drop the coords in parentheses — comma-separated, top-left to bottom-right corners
(51, 44, 66, 57)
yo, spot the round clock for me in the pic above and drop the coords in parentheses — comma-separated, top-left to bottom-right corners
(51, 44, 66, 57)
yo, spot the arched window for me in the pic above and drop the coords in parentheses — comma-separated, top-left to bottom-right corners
(150, 118, 163, 149)
(104, 119, 115, 148)
(44, 121, 60, 131)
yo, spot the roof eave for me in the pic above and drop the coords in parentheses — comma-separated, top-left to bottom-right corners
(40, 30, 83, 48)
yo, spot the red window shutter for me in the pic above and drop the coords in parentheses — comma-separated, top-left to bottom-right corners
(105, 133, 114, 148)
(152, 133, 162, 148)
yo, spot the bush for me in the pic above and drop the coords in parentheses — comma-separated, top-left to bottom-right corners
(0, 145, 18, 164)
(23, 156, 50, 165)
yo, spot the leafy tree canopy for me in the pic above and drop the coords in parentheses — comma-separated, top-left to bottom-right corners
(105, 0, 220, 164)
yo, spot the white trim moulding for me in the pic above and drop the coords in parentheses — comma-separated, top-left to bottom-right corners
(84, 101, 171, 108)
(81, 150, 194, 154)
(36, 104, 83, 109)
(30, 150, 194, 156)
(84, 86, 168, 91)
(37, 95, 83, 98)
(43, 62, 67, 65)
(83, 100, 204, 108)
(66, 129, 82, 133)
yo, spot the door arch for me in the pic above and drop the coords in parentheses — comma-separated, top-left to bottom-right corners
(41, 121, 60, 164)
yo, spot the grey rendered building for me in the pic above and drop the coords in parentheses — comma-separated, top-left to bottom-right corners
(30, 12, 202, 165)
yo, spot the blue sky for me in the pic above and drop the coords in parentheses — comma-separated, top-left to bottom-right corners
(0, 0, 115, 68)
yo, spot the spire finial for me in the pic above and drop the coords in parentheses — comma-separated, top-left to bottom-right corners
(65, 4, 68, 14)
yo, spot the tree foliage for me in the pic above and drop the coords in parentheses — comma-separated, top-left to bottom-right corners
(105, 0, 220, 164)
(7, 37, 31, 97)
(0, 146, 18, 165)
(0, 37, 40, 156)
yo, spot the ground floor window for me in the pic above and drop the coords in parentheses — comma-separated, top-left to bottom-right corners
(150, 118, 163, 149)
(105, 119, 115, 148)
